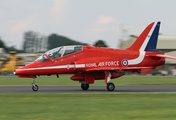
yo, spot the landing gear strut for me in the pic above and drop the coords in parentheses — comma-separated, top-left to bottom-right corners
(32, 77, 39, 91)
(105, 71, 115, 91)
(106, 82, 115, 91)
(81, 83, 89, 90)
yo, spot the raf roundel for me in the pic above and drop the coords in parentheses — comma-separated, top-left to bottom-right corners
(122, 59, 128, 66)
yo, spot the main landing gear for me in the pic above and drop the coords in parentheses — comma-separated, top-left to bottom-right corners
(105, 71, 115, 91)
(80, 81, 115, 91)
(81, 82, 89, 90)
(106, 82, 115, 91)
(32, 77, 39, 91)
(80, 82, 115, 91)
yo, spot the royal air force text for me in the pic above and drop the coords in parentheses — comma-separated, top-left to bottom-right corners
(86, 61, 119, 67)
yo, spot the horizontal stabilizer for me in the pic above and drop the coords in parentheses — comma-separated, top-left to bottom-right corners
(149, 54, 176, 60)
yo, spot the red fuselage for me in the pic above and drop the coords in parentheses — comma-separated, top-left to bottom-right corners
(14, 46, 165, 80)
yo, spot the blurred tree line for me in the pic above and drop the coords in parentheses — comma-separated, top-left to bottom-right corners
(0, 37, 23, 53)
(0, 31, 108, 53)
(47, 34, 88, 50)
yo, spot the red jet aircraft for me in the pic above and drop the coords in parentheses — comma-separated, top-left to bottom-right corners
(14, 21, 176, 91)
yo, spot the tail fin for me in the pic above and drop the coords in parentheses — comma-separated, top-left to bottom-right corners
(127, 22, 160, 51)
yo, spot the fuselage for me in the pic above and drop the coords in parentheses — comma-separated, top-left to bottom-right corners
(14, 45, 165, 78)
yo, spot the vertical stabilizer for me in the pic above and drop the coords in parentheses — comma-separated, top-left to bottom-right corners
(127, 22, 160, 51)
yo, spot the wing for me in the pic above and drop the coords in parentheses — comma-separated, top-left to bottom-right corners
(85, 66, 153, 73)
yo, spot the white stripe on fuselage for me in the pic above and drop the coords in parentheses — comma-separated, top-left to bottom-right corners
(128, 22, 157, 65)
(75, 64, 86, 68)
(18, 64, 85, 71)
(128, 51, 145, 65)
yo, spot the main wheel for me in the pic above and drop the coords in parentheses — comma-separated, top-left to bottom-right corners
(32, 85, 39, 91)
(81, 83, 89, 90)
(106, 82, 115, 91)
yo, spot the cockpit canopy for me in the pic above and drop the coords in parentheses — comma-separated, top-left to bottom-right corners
(36, 45, 82, 62)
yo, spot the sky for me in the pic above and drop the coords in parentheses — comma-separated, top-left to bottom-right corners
(0, 0, 176, 49)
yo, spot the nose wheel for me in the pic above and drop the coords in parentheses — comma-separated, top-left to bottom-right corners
(32, 85, 39, 91)
(32, 77, 39, 91)
(106, 82, 115, 91)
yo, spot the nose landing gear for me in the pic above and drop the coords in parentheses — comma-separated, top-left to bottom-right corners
(32, 77, 39, 91)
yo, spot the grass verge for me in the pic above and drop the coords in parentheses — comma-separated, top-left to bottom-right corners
(0, 93, 176, 120)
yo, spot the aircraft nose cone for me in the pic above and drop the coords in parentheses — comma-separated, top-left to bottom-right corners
(14, 69, 21, 75)
(14, 68, 22, 75)
(13, 70, 16, 75)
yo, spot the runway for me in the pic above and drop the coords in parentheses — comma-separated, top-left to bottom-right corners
(1, 85, 176, 93)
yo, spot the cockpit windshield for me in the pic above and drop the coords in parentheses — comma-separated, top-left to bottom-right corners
(46, 47, 63, 59)
(35, 45, 82, 62)
(35, 54, 48, 62)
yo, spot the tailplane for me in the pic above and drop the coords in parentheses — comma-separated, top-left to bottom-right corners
(127, 22, 160, 51)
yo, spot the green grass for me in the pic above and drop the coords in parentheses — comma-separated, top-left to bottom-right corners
(1, 76, 176, 120)
(0, 93, 176, 120)
(0, 75, 176, 85)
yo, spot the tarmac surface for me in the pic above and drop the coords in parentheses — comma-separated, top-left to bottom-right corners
(1, 85, 176, 93)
